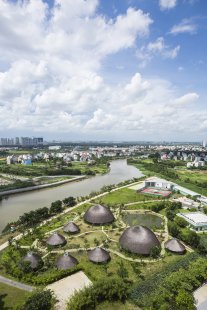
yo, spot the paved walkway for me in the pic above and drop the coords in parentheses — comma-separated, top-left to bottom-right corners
(0, 275, 34, 292)
(47, 271, 91, 310)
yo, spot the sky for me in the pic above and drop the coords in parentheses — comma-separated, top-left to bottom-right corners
(0, 0, 206, 142)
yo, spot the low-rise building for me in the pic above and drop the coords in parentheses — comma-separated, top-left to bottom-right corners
(178, 212, 207, 231)
(144, 177, 173, 190)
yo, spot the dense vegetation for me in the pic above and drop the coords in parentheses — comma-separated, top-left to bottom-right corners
(67, 277, 129, 310)
(20, 290, 54, 310)
(130, 253, 204, 309)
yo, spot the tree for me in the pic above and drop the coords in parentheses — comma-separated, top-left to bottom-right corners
(21, 290, 54, 310)
(50, 200, 62, 214)
(63, 196, 76, 207)
(150, 246, 161, 258)
(175, 216, 188, 228)
(168, 221, 180, 238)
(175, 289, 195, 310)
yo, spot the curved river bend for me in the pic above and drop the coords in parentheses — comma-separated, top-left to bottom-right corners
(0, 159, 143, 232)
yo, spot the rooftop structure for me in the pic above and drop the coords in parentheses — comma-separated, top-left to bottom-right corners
(164, 238, 186, 254)
(84, 204, 114, 225)
(56, 253, 78, 270)
(88, 247, 110, 263)
(63, 222, 80, 234)
(119, 225, 160, 255)
(178, 212, 207, 231)
(46, 232, 66, 246)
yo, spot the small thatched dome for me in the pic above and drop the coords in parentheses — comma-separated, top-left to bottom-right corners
(119, 225, 160, 255)
(56, 253, 78, 270)
(63, 222, 80, 234)
(84, 204, 114, 225)
(164, 238, 186, 254)
(88, 247, 110, 263)
(46, 232, 66, 246)
(22, 252, 42, 269)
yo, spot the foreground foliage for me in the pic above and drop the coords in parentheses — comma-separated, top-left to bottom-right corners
(20, 290, 54, 310)
(67, 277, 130, 310)
(130, 253, 205, 309)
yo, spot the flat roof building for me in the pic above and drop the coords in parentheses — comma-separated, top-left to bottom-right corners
(145, 177, 173, 190)
(178, 212, 207, 232)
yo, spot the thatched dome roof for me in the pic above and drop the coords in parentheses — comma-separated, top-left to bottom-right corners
(88, 247, 110, 263)
(22, 252, 42, 269)
(63, 222, 80, 234)
(119, 225, 160, 255)
(46, 232, 66, 246)
(84, 204, 114, 225)
(164, 238, 186, 254)
(56, 253, 78, 270)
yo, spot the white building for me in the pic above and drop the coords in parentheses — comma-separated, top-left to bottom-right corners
(178, 212, 207, 232)
(144, 177, 173, 190)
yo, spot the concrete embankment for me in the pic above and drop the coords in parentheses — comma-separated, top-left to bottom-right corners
(0, 175, 85, 197)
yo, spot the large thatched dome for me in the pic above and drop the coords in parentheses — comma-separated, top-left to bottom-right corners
(88, 247, 110, 263)
(84, 204, 114, 225)
(63, 222, 80, 234)
(119, 225, 160, 255)
(22, 252, 42, 270)
(164, 238, 186, 254)
(46, 232, 66, 246)
(56, 253, 78, 270)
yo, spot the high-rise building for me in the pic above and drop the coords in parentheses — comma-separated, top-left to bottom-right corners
(203, 140, 207, 148)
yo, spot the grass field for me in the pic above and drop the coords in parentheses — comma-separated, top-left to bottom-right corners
(177, 169, 207, 182)
(95, 188, 159, 205)
(0, 282, 30, 309)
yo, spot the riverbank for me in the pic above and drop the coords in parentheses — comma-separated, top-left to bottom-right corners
(0, 175, 85, 197)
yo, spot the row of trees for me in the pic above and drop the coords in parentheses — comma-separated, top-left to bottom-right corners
(14, 196, 76, 229)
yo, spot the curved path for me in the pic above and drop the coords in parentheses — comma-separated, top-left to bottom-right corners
(0, 275, 34, 292)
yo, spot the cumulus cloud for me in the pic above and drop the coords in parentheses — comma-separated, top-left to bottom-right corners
(170, 19, 197, 35)
(159, 0, 177, 10)
(136, 37, 180, 67)
(0, 0, 205, 140)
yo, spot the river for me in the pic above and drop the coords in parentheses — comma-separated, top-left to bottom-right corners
(0, 159, 143, 232)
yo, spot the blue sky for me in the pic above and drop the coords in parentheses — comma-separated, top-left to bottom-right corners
(0, 0, 206, 141)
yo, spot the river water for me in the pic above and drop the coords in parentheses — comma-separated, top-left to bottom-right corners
(0, 159, 143, 232)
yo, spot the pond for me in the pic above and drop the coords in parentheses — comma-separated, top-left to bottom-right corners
(122, 213, 163, 229)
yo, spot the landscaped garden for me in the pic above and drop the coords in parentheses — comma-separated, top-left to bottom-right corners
(1, 179, 206, 309)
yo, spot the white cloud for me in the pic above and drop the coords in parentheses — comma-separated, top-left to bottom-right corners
(159, 0, 177, 10)
(136, 37, 180, 67)
(0, 0, 205, 140)
(170, 19, 197, 35)
(175, 92, 199, 105)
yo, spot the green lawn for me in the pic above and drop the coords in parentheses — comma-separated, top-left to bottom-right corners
(0, 282, 30, 310)
(95, 188, 158, 205)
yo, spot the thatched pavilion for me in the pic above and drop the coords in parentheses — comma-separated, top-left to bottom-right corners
(46, 232, 66, 246)
(56, 253, 79, 270)
(63, 222, 80, 234)
(119, 225, 160, 255)
(164, 238, 186, 254)
(22, 252, 42, 270)
(88, 247, 110, 263)
(84, 204, 114, 225)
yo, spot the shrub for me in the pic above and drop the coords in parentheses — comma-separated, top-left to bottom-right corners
(67, 277, 130, 310)
(21, 290, 54, 310)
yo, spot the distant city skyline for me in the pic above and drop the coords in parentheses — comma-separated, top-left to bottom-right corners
(0, 0, 207, 141)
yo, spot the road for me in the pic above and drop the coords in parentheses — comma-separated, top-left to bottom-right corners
(0, 275, 34, 292)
